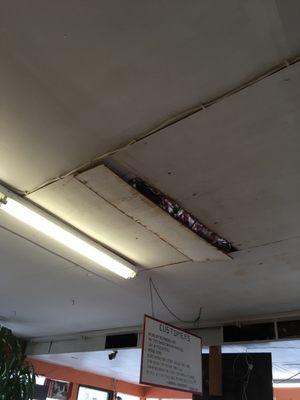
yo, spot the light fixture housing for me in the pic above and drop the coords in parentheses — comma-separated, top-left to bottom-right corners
(0, 195, 136, 279)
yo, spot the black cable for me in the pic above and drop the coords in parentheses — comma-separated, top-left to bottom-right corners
(233, 354, 253, 380)
(276, 371, 300, 383)
(232, 353, 254, 400)
(149, 278, 155, 317)
(149, 278, 202, 324)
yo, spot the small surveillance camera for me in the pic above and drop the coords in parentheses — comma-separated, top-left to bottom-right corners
(108, 350, 118, 360)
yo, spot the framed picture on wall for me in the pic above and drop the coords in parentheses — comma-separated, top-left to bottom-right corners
(47, 380, 70, 400)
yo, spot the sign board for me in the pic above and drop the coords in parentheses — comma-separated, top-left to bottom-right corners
(140, 315, 202, 393)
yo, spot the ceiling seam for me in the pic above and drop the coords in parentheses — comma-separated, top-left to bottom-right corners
(137, 259, 207, 273)
(239, 234, 300, 251)
(1, 54, 299, 197)
(74, 175, 192, 263)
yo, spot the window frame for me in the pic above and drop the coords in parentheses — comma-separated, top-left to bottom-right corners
(76, 384, 114, 400)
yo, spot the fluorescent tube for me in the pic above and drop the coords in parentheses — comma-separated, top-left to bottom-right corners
(0, 197, 136, 279)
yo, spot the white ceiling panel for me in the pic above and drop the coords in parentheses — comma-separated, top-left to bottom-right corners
(109, 63, 300, 250)
(275, 0, 300, 55)
(0, 205, 138, 285)
(28, 174, 189, 268)
(1, 215, 300, 337)
(28, 165, 227, 269)
(78, 165, 228, 262)
(0, 0, 300, 341)
(0, 224, 146, 337)
(0, 0, 296, 191)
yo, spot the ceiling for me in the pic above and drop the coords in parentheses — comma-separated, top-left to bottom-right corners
(32, 340, 300, 384)
(27, 165, 227, 268)
(0, 0, 300, 344)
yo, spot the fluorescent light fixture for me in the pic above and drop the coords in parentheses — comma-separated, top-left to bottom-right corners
(0, 197, 136, 279)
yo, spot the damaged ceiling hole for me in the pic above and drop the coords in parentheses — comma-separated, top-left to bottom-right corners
(130, 178, 236, 253)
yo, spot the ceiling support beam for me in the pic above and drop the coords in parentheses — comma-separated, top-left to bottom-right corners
(27, 310, 300, 357)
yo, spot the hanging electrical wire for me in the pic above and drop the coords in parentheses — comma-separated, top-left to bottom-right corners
(232, 353, 254, 400)
(149, 277, 155, 318)
(149, 277, 202, 324)
(275, 371, 300, 383)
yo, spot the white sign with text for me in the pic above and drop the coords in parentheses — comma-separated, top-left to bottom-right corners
(140, 315, 202, 393)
